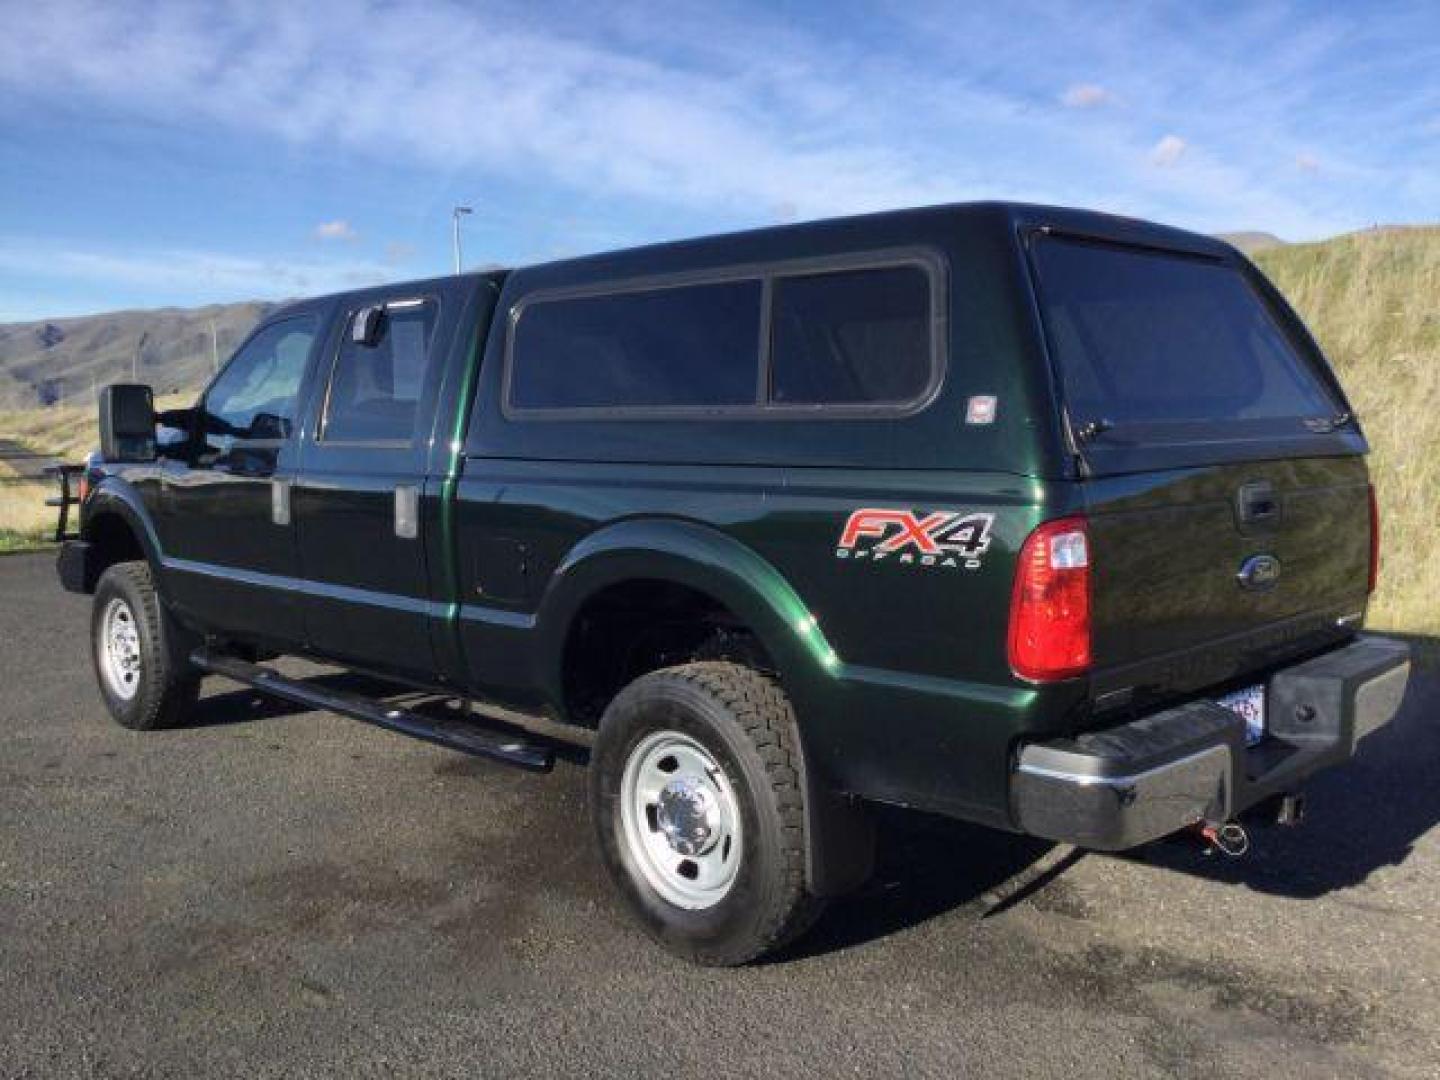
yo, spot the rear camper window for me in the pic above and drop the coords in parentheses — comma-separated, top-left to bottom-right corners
(1031, 237, 1340, 440)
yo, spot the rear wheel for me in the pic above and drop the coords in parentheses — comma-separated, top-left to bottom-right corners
(91, 561, 200, 730)
(589, 661, 822, 966)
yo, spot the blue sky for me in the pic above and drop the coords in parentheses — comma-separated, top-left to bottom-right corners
(0, 0, 1435, 321)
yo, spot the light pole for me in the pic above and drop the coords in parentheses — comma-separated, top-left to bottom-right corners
(452, 205, 473, 274)
(132, 331, 148, 383)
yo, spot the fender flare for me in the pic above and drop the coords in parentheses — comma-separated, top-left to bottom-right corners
(84, 478, 165, 575)
(534, 517, 839, 707)
(535, 517, 873, 896)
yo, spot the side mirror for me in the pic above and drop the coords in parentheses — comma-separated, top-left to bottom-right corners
(352, 305, 386, 347)
(249, 412, 292, 440)
(98, 384, 156, 462)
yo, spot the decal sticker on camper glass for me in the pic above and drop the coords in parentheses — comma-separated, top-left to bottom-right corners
(836, 508, 994, 569)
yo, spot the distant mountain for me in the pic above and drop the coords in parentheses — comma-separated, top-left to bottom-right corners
(1214, 231, 1288, 255)
(0, 301, 276, 411)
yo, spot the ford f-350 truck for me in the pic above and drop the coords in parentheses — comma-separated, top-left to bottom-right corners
(57, 202, 1409, 964)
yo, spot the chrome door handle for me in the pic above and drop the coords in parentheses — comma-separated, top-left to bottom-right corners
(271, 478, 292, 526)
(395, 484, 419, 540)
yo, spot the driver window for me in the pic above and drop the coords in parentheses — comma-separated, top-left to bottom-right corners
(203, 315, 319, 445)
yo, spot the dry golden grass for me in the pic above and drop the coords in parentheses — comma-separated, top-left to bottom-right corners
(1255, 228, 1440, 635)
(1, 401, 117, 462)
(0, 395, 190, 547)
(0, 454, 56, 550)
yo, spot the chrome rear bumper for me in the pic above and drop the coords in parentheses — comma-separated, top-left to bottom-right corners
(1010, 635, 1411, 851)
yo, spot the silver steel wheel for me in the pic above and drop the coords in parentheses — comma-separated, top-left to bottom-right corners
(619, 730, 744, 910)
(99, 598, 143, 701)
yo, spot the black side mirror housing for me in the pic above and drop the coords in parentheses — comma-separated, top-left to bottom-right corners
(98, 384, 156, 462)
(352, 305, 385, 347)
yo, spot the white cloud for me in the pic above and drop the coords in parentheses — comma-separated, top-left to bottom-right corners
(1060, 83, 1113, 109)
(0, 241, 392, 302)
(0, 0, 960, 222)
(313, 219, 357, 241)
(0, 0, 1430, 259)
(1150, 134, 1188, 167)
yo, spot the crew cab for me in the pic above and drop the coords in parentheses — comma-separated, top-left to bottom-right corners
(56, 202, 1410, 964)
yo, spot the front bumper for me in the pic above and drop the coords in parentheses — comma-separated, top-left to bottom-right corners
(1011, 635, 1411, 850)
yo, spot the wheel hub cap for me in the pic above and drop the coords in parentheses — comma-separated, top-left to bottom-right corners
(656, 777, 721, 856)
(99, 598, 142, 701)
(619, 731, 743, 910)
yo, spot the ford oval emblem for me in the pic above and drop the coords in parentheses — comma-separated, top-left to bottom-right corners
(1237, 554, 1281, 591)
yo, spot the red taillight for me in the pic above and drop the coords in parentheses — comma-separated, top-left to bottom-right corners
(1367, 483, 1380, 594)
(1008, 516, 1091, 681)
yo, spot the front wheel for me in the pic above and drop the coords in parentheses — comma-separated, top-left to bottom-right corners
(91, 561, 200, 730)
(588, 662, 822, 966)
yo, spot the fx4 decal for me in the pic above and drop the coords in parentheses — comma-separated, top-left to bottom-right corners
(836, 508, 995, 569)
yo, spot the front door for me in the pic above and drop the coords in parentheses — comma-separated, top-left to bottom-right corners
(159, 307, 329, 647)
(293, 285, 459, 679)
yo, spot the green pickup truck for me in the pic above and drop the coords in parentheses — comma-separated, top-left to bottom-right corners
(57, 202, 1410, 964)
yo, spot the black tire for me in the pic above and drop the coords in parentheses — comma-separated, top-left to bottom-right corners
(589, 661, 823, 966)
(91, 561, 200, 730)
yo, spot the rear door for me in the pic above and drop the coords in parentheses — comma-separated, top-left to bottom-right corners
(1028, 233, 1372, 704)
(293, 282, 466, 679)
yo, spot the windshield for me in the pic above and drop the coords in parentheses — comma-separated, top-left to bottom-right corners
(1031, 236, 1340, 439)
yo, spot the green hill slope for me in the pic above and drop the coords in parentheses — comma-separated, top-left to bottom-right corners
(1253, 228, 1440, 635)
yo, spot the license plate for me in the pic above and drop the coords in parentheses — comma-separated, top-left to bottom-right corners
(1217, 685, 1266, 746)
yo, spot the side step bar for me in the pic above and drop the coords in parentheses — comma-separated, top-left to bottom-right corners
(189, 648, 555, 773)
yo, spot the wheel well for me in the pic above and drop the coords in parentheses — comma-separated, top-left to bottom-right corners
(561, 579, 774, 727)
(84, 512, 147, 591)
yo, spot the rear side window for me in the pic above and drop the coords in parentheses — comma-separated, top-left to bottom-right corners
(1031, 237, 1338, 434)
(507, 256, 940, 416)
(770, 266, 932, 405)
(323, 299, 439, 443)
(510, 280, 761, 410)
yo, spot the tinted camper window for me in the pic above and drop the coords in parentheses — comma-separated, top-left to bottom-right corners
(769, 266, 932, 405)
(510, 280, 762, 411)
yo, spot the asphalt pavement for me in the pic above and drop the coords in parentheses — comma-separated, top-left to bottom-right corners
(2, 552, 1437, 1078)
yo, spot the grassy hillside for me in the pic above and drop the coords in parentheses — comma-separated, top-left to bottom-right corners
(0, 301, 270, 550)
(0, 301, 274, 412)
(1216, 230, 1288, 256)
(1253, 227, 1440, 635)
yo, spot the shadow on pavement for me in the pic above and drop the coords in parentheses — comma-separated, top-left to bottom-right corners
(1124, 637, 1439, 899)
(774, 807, 1060, 962)
(785, 638, 1439, 958)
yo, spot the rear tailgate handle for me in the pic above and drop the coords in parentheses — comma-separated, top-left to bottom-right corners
(1236, 481, 1280, 528)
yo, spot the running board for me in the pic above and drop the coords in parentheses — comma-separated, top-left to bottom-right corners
(189, 648, 555, 772)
